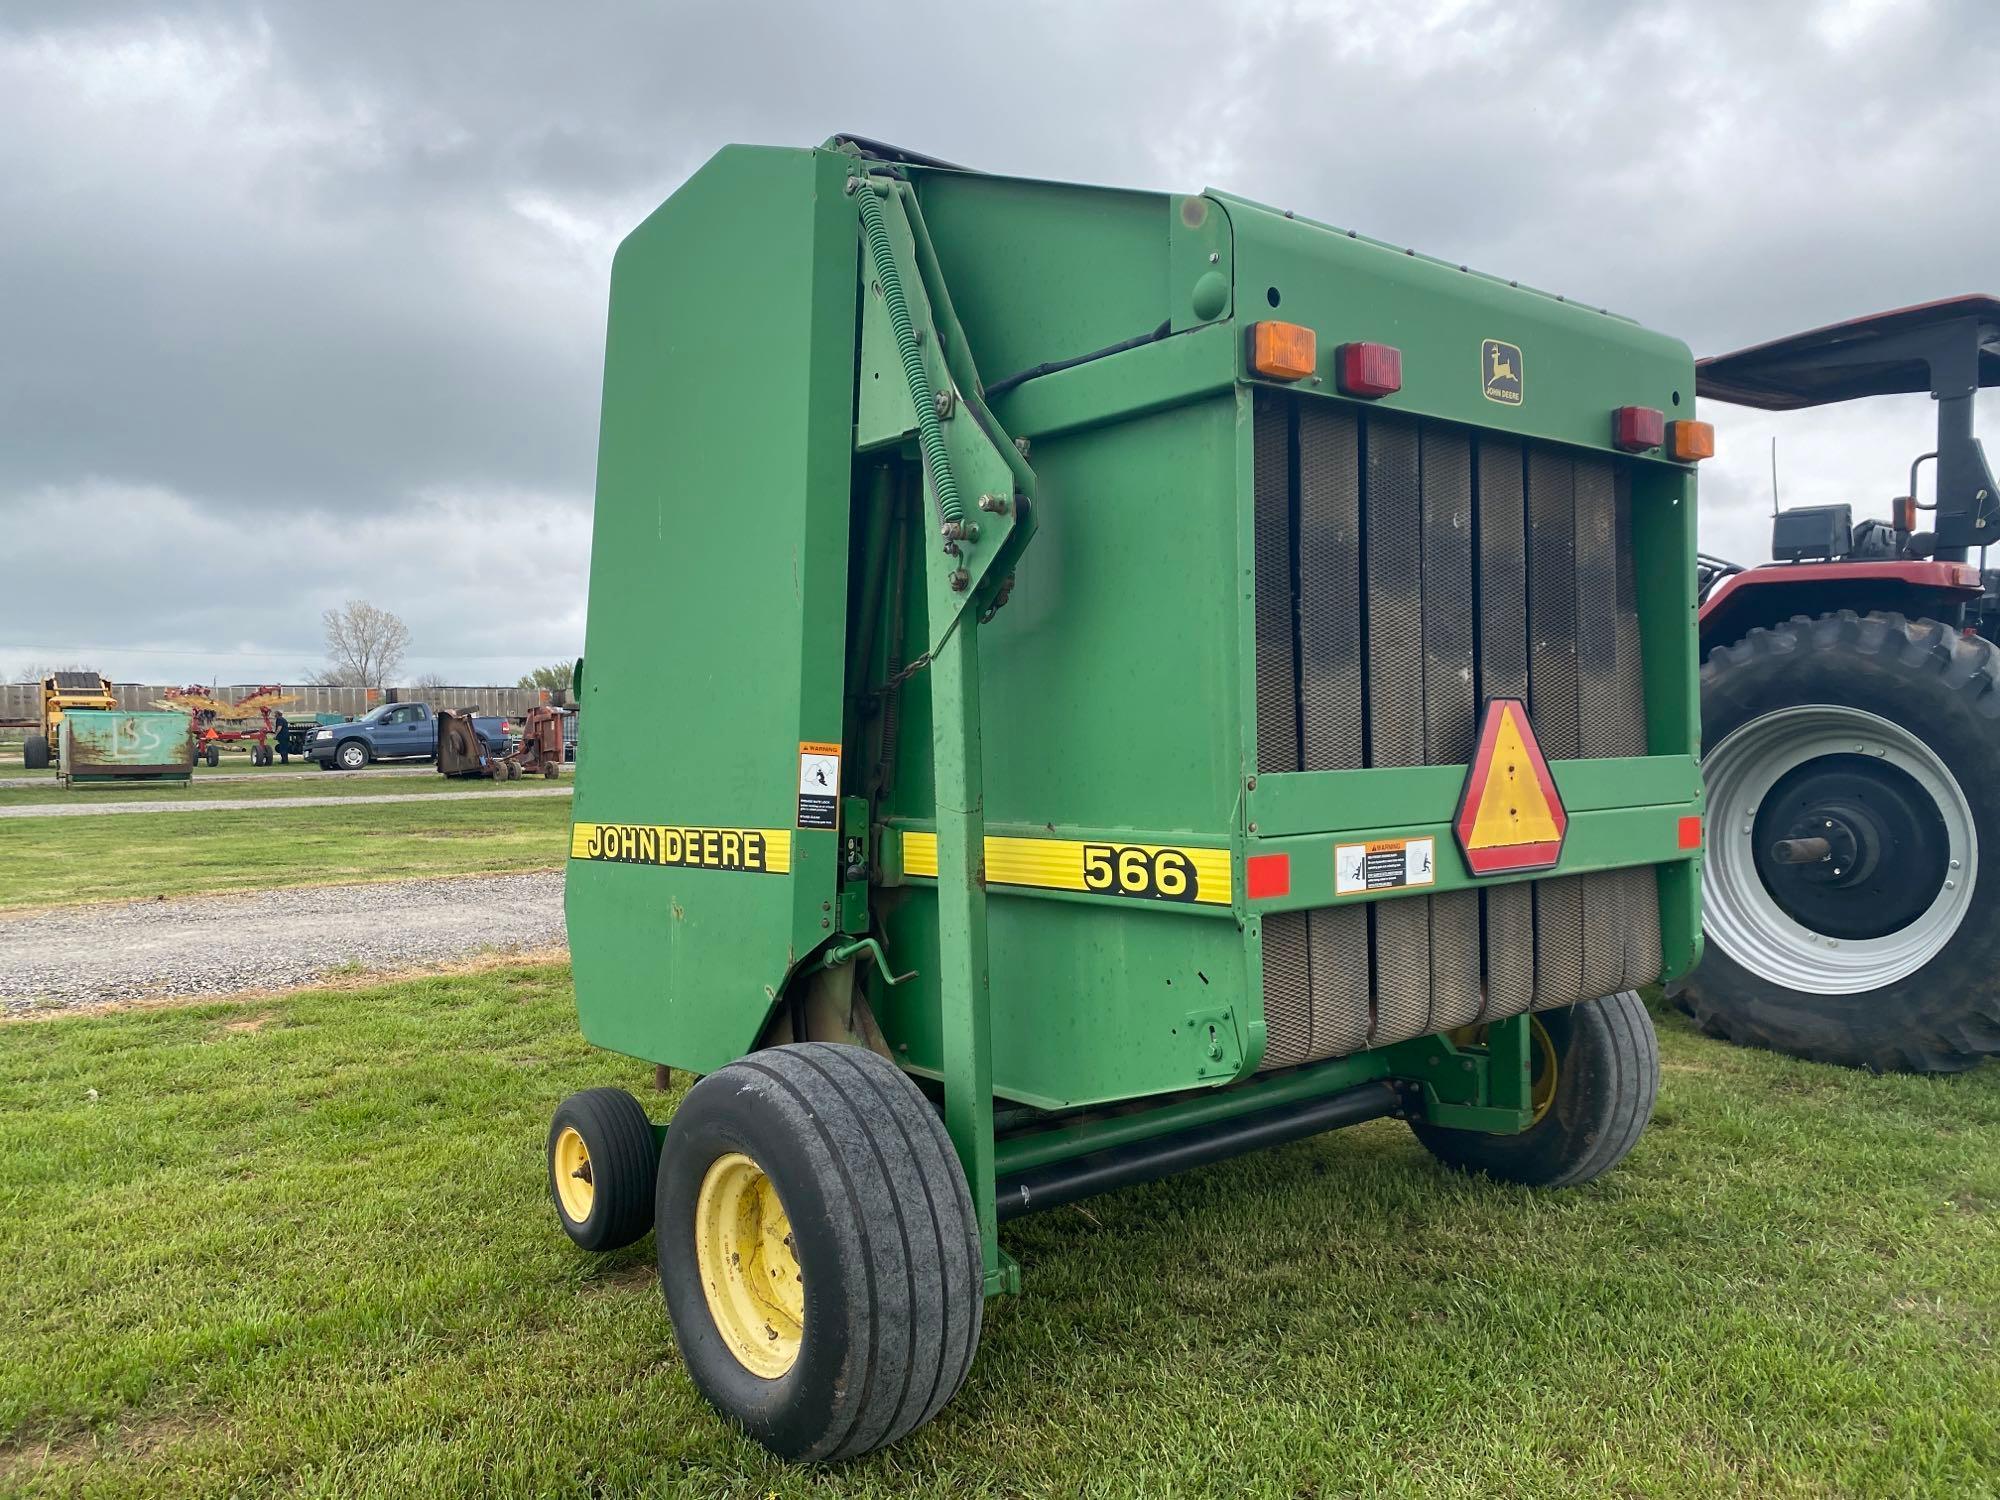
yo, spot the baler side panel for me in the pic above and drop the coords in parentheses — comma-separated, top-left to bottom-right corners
(910, 174, 1170, 386)
(873, 394, 1253, 1109)
(567, 146, 859, 1071)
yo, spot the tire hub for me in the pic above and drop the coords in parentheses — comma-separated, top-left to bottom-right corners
(1702, 704, 1976, 994)
(1751, 754, 1950, 940)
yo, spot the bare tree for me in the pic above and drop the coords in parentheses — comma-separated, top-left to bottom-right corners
(411, 671, 450, 694)
(12, 662, 89, 682)
(319, 600, 410, 688)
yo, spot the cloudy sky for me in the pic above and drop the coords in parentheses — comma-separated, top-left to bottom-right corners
(3, 0, 1996, 685)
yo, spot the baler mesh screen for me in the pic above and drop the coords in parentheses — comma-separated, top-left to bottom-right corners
(1254, 398, 1661, 1066)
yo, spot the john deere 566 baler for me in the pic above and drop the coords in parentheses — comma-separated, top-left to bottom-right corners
(552, 136, 1710, 1460)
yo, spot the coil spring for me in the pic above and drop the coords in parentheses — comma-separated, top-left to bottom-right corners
(854, 179, 963, 525)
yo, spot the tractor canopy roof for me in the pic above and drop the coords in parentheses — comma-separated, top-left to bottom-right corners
(1697, 295, 2000, 410)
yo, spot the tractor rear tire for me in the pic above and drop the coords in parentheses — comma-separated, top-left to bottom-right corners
(23, 734, 50, 771)
(1680, 612, 2000, 1072)
(656, 1042, 983, 1462)
(1411, 991, 1658, 1188)
(548, 1088, 659, 1253)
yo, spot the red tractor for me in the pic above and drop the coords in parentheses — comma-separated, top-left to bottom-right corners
(1682, 295, 2000, 1071)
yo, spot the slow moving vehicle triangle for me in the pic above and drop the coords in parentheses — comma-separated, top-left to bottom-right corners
(1454, 698, 1567, 875)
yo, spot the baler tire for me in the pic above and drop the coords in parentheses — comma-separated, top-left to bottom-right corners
(547, 1088, 658, 1253)
(656, 1042, 983, 1462)
(204, 744, 220, 768)
(1411, 990, 1658, 1189)
(1681, 612, 2000, 1072)
(23, 734, 50, 771)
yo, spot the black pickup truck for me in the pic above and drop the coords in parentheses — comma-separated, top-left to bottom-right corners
(307, 702, 511, 771)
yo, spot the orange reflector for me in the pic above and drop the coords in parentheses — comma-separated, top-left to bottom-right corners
(1250, 321, 1317, 382)
(1668, 419, 1715, 461)
(1893, 495, 1918, 532)
(1454, 699, 1567, 876)
(1246, 853, 1291, 900)
(1678, 815, 1702, 850)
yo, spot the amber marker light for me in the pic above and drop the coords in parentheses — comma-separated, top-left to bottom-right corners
(1250, 321, 1317, 381)
(1668, 419, 1716, 461)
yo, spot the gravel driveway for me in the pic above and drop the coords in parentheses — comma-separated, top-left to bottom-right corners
(1, 871, 567, 1013)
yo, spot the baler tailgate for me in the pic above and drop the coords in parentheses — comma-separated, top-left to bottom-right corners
(1251, 388, 1671, 1062)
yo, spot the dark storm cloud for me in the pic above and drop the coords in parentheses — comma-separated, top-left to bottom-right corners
(2, 0, 1996, 679)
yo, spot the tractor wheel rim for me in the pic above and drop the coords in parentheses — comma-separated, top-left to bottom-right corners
(552, 1126, 594, 1223)
(695, 1151, 803, 1379)
(1702, 704, 1977, 994)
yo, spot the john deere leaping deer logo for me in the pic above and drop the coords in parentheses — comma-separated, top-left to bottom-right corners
(1482, 339, 1524, 405)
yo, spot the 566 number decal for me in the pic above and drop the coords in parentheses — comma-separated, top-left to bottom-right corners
(1081, 844, 1201, 903)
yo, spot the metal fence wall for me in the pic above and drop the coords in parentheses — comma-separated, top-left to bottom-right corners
(1, 683, 554, 724)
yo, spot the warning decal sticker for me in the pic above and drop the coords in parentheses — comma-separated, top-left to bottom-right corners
(901, 832, 1232, 907)
(797, 741, 841, 830)
(569, 823, 792, 874)
(1454, 697, 1567, 875)
(1335, 837, 1436, 896)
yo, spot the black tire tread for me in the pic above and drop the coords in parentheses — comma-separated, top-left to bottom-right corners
(662, 1043, 981, 1462)
(1412, 989, 1658, 1188)
(736, 1044, 980, 1459)
(1682, 610, 2000, 1071)
(549, 1087, 657, 1252)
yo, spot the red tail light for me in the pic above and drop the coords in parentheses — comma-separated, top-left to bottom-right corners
(1335, 342, 1402, 399)
(1612, 406, 1665, 452)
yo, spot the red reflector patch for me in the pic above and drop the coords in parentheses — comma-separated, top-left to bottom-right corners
(1678, 815, 1702, 850)
(1246, 853, 1291, 900)
(1454, 698, 1567, 876)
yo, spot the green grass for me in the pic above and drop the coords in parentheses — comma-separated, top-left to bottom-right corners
(3, 751, 329, 783)
(0, 771, 567, 808)
(0, 800, 569, 910)
(1, 974, 1994, 1498)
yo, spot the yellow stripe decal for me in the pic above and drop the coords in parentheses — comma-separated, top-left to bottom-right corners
(569, 823, 792, 875)
(902, 832, 1231, 906)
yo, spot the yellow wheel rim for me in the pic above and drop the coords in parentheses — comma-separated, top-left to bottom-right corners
(695, 1151, 804, 1379)
(553, 1125, 595, 1223)
(1528, 1016, 1559, 1126)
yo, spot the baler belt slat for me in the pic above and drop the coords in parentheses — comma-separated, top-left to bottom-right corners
(1420, 426, 1482, 1032)
(1253, 393, 1300, 776)
(1613, 476, 1664, 990)
(1474, 437, 1536, 1021)
(1573, 458, 1629, 1003)
(1259, 911, 1313, 1069)
(1297, 404, 1365, 775)
(1305, 906, 1373, 1059)
(1295, 402, 1373, 1056)
(1361, 414, 1432, 1040)
(1526, 449, 1586, 1010)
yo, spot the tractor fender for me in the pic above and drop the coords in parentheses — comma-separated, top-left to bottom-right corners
(1699, 560, 1982, 655)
